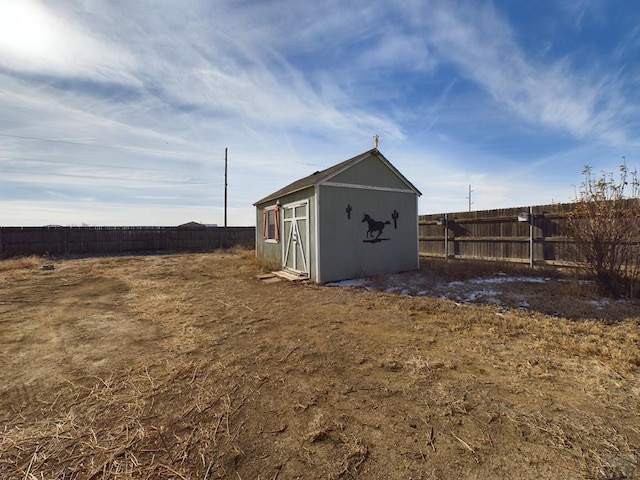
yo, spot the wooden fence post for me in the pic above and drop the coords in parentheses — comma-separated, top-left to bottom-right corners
(444, 213, 449, 261)
(529, 206, 534, 268)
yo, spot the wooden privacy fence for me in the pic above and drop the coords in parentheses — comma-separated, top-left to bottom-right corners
(0, 226, 255, 258)
(419, 201, 638, 266)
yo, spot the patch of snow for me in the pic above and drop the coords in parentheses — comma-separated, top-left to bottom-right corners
(463, 289, 500, 302)
(326, 279, 370, 288)
(385, 285, 412, 295)
(589, 299, 609, 310)
(327, 272, 570, 311)
(486, 297, 504, 306)
(467, 276, 549, 285)
(323, 271, 631, 319)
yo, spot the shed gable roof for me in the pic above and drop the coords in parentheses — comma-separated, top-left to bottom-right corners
(254, 148, 421, 206)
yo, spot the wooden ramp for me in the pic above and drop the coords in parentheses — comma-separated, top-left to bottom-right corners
(256, 273, 283, 284)
(256, 271, 309, 283)
(272, 270, 309, 282)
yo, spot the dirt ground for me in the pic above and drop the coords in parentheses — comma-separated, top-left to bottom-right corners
(1, 250, 639, 479)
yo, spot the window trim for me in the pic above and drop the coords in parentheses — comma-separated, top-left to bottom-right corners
(263, 205, 280, 243)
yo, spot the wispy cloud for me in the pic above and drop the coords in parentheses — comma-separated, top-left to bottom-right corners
(416, 1, 632, 144)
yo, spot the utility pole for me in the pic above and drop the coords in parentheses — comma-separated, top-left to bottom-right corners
(467, 184, 473, 212)
(224, 147, 228, 228)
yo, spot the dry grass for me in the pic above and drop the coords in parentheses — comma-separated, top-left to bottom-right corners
(1, 359, 249, 479)
(1, 250, 639, 479)
(0, 255, 42, 272)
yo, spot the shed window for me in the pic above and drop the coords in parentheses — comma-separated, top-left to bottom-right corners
(263, 205, 280, 242)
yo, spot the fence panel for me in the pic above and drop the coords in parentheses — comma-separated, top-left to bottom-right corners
(419, 201, 640, 265)
(0, 226, 255, 258)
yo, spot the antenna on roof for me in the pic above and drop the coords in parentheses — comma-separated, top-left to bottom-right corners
(373, 135, 379, 149)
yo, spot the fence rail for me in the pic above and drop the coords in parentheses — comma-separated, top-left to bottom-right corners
(419, 201, 639, 266)
(0, 226, 255, 258)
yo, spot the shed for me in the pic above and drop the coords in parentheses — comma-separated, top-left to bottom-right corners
(253, 148, 422, 284)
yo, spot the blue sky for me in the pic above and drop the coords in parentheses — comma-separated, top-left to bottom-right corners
(1, 0, 639, 226)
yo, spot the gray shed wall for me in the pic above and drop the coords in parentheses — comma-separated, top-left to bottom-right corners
(255, 187, 317, 281)
(317, 185, 418, 283)
(328, 155, 411, 191)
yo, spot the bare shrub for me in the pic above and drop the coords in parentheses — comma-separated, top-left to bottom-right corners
(565, 164, 640, 298)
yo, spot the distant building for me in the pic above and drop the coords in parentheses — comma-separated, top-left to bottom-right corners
(178, 221, 206, 228)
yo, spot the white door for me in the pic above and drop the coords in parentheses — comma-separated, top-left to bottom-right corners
(282, 200, 309, 275)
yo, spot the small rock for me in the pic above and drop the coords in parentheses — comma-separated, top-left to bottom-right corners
(42, 265, 55, 271)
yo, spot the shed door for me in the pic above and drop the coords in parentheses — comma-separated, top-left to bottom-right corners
(282, 200, 309, 275)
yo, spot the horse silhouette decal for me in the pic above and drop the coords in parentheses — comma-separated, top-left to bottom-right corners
(362, 214, 390, 242)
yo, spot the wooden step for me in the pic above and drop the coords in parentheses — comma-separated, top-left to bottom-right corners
(272, 270, 309, 281)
